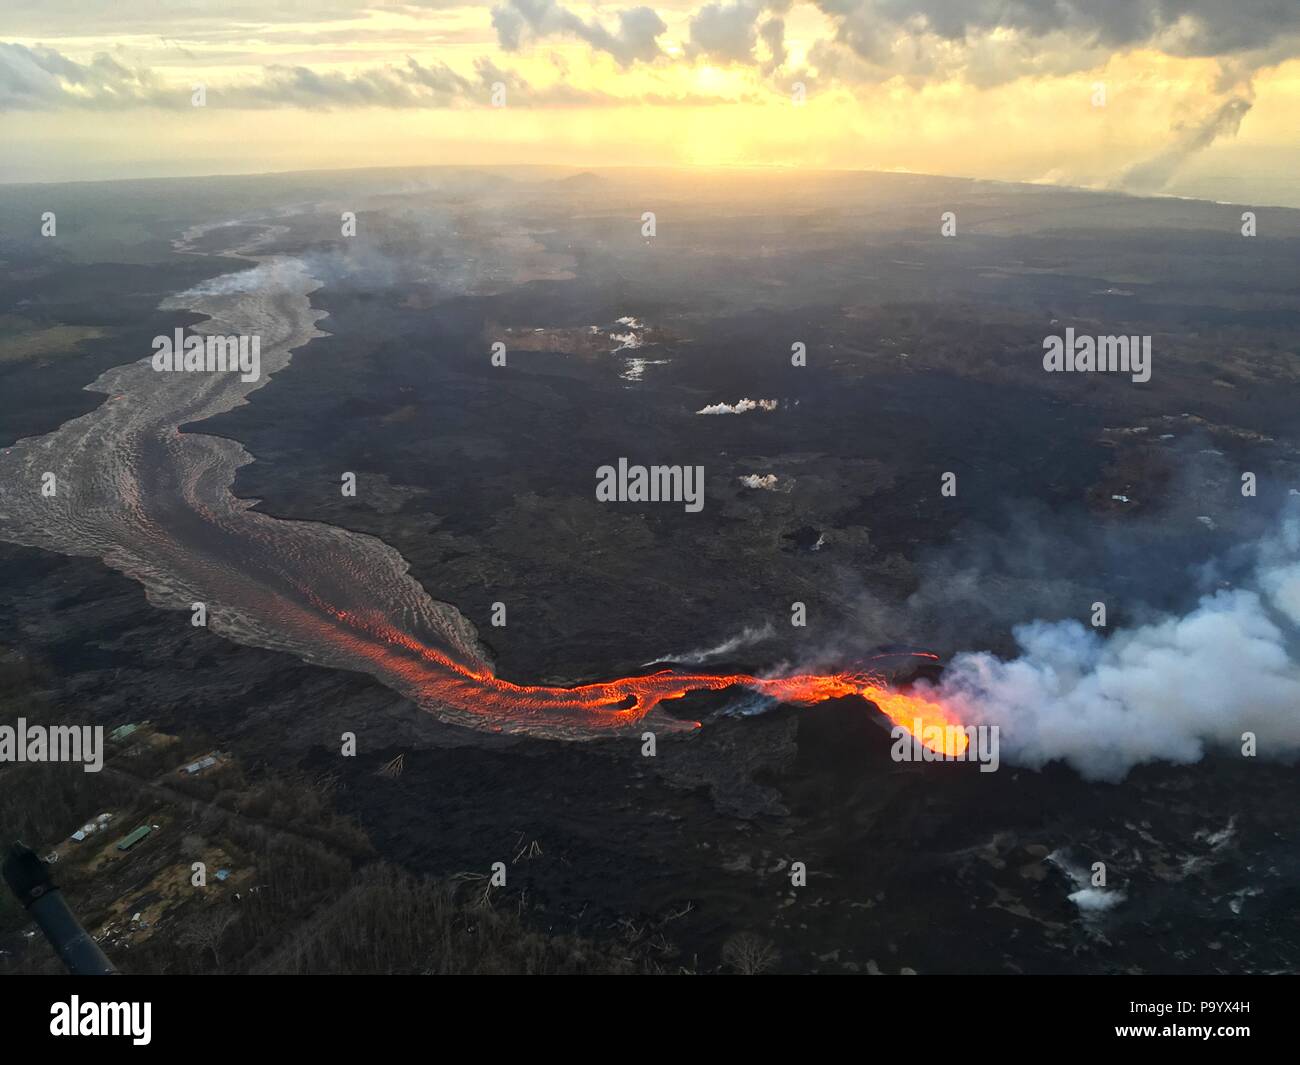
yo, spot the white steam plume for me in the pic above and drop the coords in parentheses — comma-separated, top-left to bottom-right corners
(696, 397, 778, 415)
(934, 511, 1300, 781)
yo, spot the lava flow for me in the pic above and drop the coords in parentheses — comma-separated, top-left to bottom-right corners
(305, 600, 967, 750)
(436, 661, 969, 753)
(0, 225, 968, 756)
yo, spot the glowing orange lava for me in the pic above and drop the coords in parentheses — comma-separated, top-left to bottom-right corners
(294, 595, 966, 750)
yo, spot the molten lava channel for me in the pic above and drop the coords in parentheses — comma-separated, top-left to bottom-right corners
(308, 599, 965, 750)
(0, 228, 968, 754)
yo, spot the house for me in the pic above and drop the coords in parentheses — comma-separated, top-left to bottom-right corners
(69, 812, 113, 843)
(179, 752, 221, 775)
(114, 826, 152, 852)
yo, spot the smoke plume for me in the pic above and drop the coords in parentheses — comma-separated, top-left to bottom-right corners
(933, 508, 1300, 781)
(1117, 96, 1252, 194)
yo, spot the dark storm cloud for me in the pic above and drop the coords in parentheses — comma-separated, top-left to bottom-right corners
(491, 0, 667, 67)
(836, 0, 1300, 56)
(800, 0, 1300, 89)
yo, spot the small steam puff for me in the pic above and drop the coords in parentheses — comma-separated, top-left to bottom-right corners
(696, 398, 778, 415)
(642, 623, 775, 667)
(1047, 851, 1126, 916)
(936, 513, 1300, 781)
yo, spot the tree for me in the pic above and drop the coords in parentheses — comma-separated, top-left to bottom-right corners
(179, 908, 241, 973)
(722, 932, 779, 975)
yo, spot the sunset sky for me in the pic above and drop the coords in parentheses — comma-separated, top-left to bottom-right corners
(3, 0, 1298, 204)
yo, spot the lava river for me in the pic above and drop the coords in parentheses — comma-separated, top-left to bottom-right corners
(302, 597, 967, 749)
(0, 219, 968, 752)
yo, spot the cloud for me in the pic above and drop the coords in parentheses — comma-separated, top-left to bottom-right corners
(0, 42, 727, 111)
(0, 42, 488, 110)
(829, 0, 1300, 56)
(2, 0, 369, 36)
(686, 1, 790, 72)
(805, 0, 1300, 87)
(233, 58, 478, 109)
(759, 17, 787, 72)
(687, 1, 763, 64)
(0, 42, 164, 109)
(492, 0, 667, 67)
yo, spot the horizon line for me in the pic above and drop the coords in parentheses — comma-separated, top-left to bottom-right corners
(0, 160, 1283, 211)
